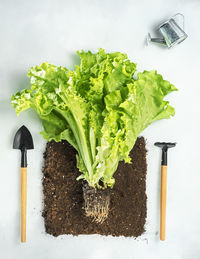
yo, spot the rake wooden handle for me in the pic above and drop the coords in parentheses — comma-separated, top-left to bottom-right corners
(21, 167, 27, 243)
(160, 165, 167, 241)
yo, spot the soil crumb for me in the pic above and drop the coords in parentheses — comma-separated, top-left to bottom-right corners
(42, 137, 147, 237)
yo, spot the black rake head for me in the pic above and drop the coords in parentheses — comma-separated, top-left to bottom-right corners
(154, 142, 176, 150)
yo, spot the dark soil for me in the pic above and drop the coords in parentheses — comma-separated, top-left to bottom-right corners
(42, 137, 147, 237)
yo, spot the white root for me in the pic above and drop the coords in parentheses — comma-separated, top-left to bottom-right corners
(84, 199, 110, 223)
(83, 184, 110, 223)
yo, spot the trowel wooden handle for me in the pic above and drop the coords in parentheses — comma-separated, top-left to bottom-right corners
(21, 167, 27, 243)
(160, 165, 167, 241)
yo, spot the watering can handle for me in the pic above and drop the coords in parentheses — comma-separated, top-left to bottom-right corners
(172, 13, 185, 30)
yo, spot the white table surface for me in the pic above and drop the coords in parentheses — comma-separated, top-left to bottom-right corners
(1, 0, 200, 258)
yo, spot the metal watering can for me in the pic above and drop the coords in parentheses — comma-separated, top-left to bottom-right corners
(147, 13, 188, 48)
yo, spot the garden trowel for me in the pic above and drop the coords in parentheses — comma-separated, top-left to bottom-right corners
(13, 125, 34, 242)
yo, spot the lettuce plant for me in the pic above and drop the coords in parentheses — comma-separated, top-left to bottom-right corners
(12, 49, 177, 189)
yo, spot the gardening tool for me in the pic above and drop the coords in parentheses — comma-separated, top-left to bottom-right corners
(13, 125, 34, 243)
(154, 142, 176, 241)
(147, 13, 188, 48)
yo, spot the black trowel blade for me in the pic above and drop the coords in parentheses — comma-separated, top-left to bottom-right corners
(13, 125, 34, 150)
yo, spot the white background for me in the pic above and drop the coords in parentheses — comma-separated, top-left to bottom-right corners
(0, 0, 200, 258)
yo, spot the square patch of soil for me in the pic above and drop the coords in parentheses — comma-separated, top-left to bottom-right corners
(42, 137, 147, 237)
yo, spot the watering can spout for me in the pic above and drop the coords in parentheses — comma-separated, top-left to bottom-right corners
(147, 33, 166, 46)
